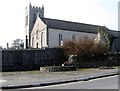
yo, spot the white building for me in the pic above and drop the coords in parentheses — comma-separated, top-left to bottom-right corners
(30, 14, 99, 48)
(25, 4, 120, 51)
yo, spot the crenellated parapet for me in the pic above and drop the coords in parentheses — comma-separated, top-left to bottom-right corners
(29, 3, 44, 11)
(25, 2, 44, 48)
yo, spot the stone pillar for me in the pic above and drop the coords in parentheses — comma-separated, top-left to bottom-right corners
(26, 35, 28, 49)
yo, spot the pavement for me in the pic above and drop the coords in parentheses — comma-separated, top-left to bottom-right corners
(0, 67, 119, 89)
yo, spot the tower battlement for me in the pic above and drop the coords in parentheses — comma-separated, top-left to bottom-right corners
(32, 6, 41, 9)
(25, 3, 44, 48)
(29, 3, 44, 11)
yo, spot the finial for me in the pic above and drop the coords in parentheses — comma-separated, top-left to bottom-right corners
(42, 5, 44, 10)
(29, 2, 32, 7)
(103, 24, 106, 27)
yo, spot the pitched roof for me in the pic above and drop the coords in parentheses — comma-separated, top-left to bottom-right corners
(41, 17, 118, 37)
(98, 27, 119, 38)
(41, 18, 101, 34)
(108, 30, 120, 38)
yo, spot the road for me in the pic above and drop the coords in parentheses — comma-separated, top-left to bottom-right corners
(25, 75, 118, 89)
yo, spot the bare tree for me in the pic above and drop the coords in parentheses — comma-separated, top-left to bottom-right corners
(0, 46, 3, 49)
(61, 37, 107, 56)
(10, 39, 24, 49)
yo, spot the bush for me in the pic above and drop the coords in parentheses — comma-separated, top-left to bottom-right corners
(61, 37, 108, 56)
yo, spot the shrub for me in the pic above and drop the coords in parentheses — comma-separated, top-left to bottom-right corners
(61, 37, 108, 56)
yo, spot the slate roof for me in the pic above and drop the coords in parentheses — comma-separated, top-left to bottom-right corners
(41, 18, 101, 34)
(41, 17, 119, 36)
(108, 30, 120, 38)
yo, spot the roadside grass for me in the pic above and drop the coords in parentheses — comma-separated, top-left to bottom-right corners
(1, 66, 119, 76)
(77, 68, 93, 71)
(1, 68, 92, 76)
(2, 70, 40, 76)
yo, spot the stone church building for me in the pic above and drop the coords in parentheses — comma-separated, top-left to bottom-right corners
(25, 3, 120, 51)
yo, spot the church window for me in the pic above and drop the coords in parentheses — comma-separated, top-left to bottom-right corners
(61, 34, 63, 40)
(41, 32, 44, 48)
(36, 43, 38, 48)
(59, 34, 63, 46)
(36, 30, 39, 39)
(72, 34, 76, 41)
(84, 35, 88, 39)
(33, 14, 36, 24)
(25, 15, 28, 26)
(32, 37, 34, 47)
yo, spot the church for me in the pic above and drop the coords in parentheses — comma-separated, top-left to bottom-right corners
(25, 3, 120, 51)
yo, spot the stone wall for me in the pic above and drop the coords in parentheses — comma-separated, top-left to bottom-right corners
(40, 66, 76, 72)
(1, 48, 119, 72)
(1, 48, 65, 72)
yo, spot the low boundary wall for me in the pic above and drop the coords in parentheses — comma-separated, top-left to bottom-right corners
(1, 48, 65, 72)
(0, 48, 119, 72)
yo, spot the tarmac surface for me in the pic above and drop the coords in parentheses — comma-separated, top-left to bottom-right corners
(1, 67, 119, 89)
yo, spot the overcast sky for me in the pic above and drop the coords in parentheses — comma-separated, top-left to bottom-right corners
(0, 0, 119, 48)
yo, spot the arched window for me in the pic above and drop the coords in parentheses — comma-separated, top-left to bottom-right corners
(25, 15, 28, 26)
(41, 32, 44, 48)
(72, 34, 76, 41)
(32, 37, 34, 47)
(33, 14, 36, 24)
(36, 43, 38, 48)
(36, 30, 39, 39)
(59, 34, 63, 46)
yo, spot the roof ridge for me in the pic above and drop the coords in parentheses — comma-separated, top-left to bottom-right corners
(42, 17, 101, 27)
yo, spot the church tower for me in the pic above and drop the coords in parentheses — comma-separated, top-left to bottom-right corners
(25, 3, 44, 48)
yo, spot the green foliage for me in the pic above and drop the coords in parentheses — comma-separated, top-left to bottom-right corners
(95, 26, 111, 51)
